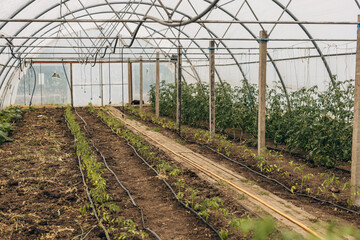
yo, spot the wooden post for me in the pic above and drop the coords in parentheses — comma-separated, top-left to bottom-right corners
(70, 63, 74, 107)
(156, 52, 160, 117)
(100, 63, 104, 106)
(209, 40, 215, 137)
(258, 30, 268, 155)
(128, 58, 133, 105)
(352, 15, 360, 206)
(176, 46, 182, 132)
(140, 56, 143, 111)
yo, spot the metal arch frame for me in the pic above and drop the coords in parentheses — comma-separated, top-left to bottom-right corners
(0, 0, 341, 102)
(0, 10, 213, 92)
(272, 0, 334, 86)
(0, 0, 72, 73)
(0, 1, 229, 90)
(53, 1, 228, 84)
(0, 0, 36, 30)
(204, 0, 291, 110)
(0, 1, 235, 85)
(119, 1, 249, 84)
(0, 26, 209, 87)
(0, 0, 261, 89)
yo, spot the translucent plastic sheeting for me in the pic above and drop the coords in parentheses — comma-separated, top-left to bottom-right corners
(0, 0, 359, 108)
(14, 63, 71, 106)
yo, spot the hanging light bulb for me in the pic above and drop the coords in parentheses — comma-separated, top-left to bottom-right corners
(51, 72, 61, 79)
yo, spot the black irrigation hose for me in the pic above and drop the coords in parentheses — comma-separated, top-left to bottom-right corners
(266, 146, 351, 174)
(174, 132, 360, 216)
(121, 109, 360, 216)
(113, 0, 219, 49)
(74, 109, 161, 240)
(29, 62, 37, 107)
(99, 111, 222, 240)
(91, 52, 98, 67)
(64, 114, 111, 240)
(62, 59, 71, 92)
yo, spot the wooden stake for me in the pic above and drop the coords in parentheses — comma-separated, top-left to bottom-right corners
(176, 46, 182, 132)
(156, 52, 160, 117)
(140, 56, 143, 111)
(128, 58, 133, 105)
(258, 31, 268, 155)
(209, 40, 215, 137)
(100, 63, 104, 107)
(70, 63, 74, 107)
(352, 15, 360, 206)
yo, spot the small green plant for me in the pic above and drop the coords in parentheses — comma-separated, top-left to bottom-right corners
(152, 127, 160, 132)
(318, 173, 340, 194)
(301, 173, 314, 193)
(174, 178, 185, 199)
(229, 216, 276, 239)
(0, 106, 24, 143)
(66, 106, 146, 239)
(219, 230, 229, 240)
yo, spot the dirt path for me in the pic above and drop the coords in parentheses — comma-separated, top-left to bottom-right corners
(75, 108, 216, 240)
(0, 108, 102, 239)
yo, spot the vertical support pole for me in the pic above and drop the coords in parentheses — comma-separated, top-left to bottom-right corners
(352, 15, 360, 206)
(40, 64, 42, 106)
(258, 30, 268, 155)
(174, 62, 177, 85)
(209, 40, 216, 137)
(156, 52, 160, 117)
(140, 56, 143, 111)
(70, 63, 74, 107)
(176, 46, 182, 133)
(128, 58, 133, 105)
(100, 63, 104, 106)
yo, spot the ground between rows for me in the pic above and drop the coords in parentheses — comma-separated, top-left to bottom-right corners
(0, 108, 103, 239)
(124, 106, 360, 228)
(75, 108, 224, 239)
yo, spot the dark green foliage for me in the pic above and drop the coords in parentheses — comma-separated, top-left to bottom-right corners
(0, 106, 23, 143)
(149, 80, 354, 167)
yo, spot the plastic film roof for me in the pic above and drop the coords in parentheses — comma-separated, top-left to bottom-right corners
(0, 0, 359, 106)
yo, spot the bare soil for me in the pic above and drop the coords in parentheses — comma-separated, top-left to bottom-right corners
(75, 108, 230, 239)
(122, 106, 360, 228)
(0, 108, 103, 239)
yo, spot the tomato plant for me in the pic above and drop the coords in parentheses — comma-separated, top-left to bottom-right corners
(149, 79, 354, 167)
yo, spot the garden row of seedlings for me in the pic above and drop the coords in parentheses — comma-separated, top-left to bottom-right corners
(89, 105, 312, 240)
(64, 107, 151, 240)
(0, 106, 23, 143)
(124, 106, 360, 210)
(122, 106, 360, 236)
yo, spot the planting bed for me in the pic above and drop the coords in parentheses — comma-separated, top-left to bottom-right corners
(0, 108, 102, 239)
(1, 105, 359, 239)
(73, 108, 222, 239)
(122, 106, 360, 229)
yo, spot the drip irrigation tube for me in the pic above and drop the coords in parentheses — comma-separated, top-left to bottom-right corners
(64, 114, 111, 240)
(175, 133, 360, 216)
(74, 109, 161, 240)
(124, 108, 360, 216)
(100, 109, 222, 240)
(117, 109, 324, 240)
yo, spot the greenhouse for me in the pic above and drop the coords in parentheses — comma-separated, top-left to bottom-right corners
(0, 0, 360, 239)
